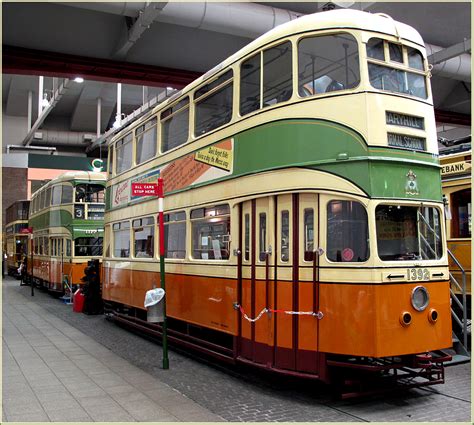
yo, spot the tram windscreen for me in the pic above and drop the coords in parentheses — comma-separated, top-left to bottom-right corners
(75, 237, 103, 256)
(75, 184, 105, 203)
(375, 205, 442, 261)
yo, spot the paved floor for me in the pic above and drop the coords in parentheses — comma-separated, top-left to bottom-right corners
(2, 277, 224, 422)
(3, 276, 471, 422)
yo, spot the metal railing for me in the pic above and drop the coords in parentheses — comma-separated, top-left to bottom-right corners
(448, 249, 469, 357)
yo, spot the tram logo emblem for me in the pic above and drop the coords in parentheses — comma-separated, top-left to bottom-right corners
(405, 170, 419, 195)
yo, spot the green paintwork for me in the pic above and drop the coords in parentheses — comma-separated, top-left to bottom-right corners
(232, 119, 441, 200)
(29, 208, 105, 239)
(28, 154, 101, 171)
(108, 119, 442, 212)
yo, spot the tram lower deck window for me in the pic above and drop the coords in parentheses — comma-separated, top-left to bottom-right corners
(191, 205, 230, 260)
(113, 221, 130, 258)
(375, 205, 442, 261)
(326, 200, 368, 262)
(75, 237, 103, 257)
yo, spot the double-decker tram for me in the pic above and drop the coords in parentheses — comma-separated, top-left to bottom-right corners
(5, 200, 30, 277)
(103, 10, 452, 394)
(27, 171, 105, 293)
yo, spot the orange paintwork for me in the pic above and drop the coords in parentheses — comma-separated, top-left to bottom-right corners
(103, 267, 238, 335)
(30, 256, 89, 289)
(103, 265, 451, 358)
(319, 281, 452, 357)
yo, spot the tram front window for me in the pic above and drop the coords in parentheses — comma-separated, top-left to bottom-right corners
(376, 205, 442, 261)
(75, 237, 103, 256)
(75, 184, 105, 203)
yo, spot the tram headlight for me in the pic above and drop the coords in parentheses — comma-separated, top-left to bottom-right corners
(411, 286, 429, 311)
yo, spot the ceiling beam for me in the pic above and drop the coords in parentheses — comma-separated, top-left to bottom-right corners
(428, 39, 471, 65)
(113, 2, 168, 60)
(434, 109, 471, 126)
(22, 79, 71, 146)
(3, 45, 202, 89)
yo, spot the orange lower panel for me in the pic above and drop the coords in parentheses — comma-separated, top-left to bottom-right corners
(30, 257, 90, 288)
(319, 281, 452, 357)
(103, 268, 238, 336)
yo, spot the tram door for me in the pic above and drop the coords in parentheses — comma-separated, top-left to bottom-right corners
(238, 194, 320, 372)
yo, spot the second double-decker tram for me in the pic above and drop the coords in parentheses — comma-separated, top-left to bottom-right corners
(103, 10, 452, 390)
(28, 171, 106, 293)
(5, 200, 30, 276)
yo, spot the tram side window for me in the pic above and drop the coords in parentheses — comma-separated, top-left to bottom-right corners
(298, 34, 360, 97)
(75, 237, 103, 257)
(304, 208, 314, 261)
(244, 214, 250, 261)
(263, 41, 292, 106)
(407, 47, 424, 70)
(108, 146, 114, 176)
(259, 213, 267, 262)
(195, 71, 233, 136)
(39, 190, 46, 210)
(281, 210, 290, 262)
(136, 117, 157, 164)
(45, 188, 52, 208)
(66, 239, 72, 257)
(116, 133, 133, 174)
(451, 189, 471, 238)
(327, 200, 368, 262)
(44, 237, 49, 256)
(51, 185, 62, 206)
(62, 185, 73, 204)
(240, 54, 261, 116)
(113, 221, 130, 258)
(164, 212, 186, 259)
(191, 205, 230, 260)
(161, 98, 189, 152)
(133, 217, 155, 258)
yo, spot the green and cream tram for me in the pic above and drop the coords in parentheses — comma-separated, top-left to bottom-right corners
(102, 10, 452, 391)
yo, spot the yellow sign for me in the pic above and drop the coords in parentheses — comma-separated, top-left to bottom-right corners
(441, 160, 471, 176)
(195, 144, 233, 171)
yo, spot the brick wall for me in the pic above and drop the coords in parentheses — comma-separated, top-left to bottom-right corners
(2, 167, 28, 227)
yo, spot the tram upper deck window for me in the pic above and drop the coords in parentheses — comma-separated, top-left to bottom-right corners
(195, 71, 233, 136)
(161, 98, 189, 153)
(116, 133, 133, 174)
(298, 34, 360, 97)
(240, 53, 261, 116)
(375, 205, 442, 261)
(51, 185, 62, 206)
(326, 200, 368, 262)
(191, 204, 230, 260)
(108, 146, 114, 175)
(263, 42, 292, 106)
(367, 38, 427, 99)
(75, 184, 105, 203)
(61, 185, 73, 204)
(113, 221, 130, 258)
(136, 117, 157, 164)
(164, 211, 186, 259)
(75, 237, 103, 257)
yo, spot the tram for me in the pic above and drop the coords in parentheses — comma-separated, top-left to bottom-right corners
(102, 10, 452, 392)
(440, 144, 471, 301)
(27, 171, 106, 293)
(5, 200, 30, 277)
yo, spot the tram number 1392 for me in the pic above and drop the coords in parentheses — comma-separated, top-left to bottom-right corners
(407, 268, 430, 281)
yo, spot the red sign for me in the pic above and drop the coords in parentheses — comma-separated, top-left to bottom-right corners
(131, 183, 158, 196)
(20, 227, 33, 234)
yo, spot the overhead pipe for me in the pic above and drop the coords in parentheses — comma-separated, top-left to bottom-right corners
(58, 2, 470, 82)
(28, 129, 97, 146)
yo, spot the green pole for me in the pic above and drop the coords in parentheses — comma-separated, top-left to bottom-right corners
(158, 178, 169, 369)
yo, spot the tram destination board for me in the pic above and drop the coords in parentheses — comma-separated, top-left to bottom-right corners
(131, 183, 158, 196)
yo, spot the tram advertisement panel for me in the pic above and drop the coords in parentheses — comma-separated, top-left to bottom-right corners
(111, 139, 234, 208)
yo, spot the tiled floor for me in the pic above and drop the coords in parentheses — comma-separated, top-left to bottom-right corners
(2, 278, 224, 422)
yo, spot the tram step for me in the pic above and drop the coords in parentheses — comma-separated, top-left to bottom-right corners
(444, 354, 471, 366)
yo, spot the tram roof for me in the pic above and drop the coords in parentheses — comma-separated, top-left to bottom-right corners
(31, 171, 106, 197)
(184, 10, 424, 96)
(111, 9, 425, 143)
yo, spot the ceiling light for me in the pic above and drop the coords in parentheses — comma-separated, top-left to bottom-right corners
(74, 77, 84, 83)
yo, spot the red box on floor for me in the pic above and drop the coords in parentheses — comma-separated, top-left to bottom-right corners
(73, 289, 85, 313)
